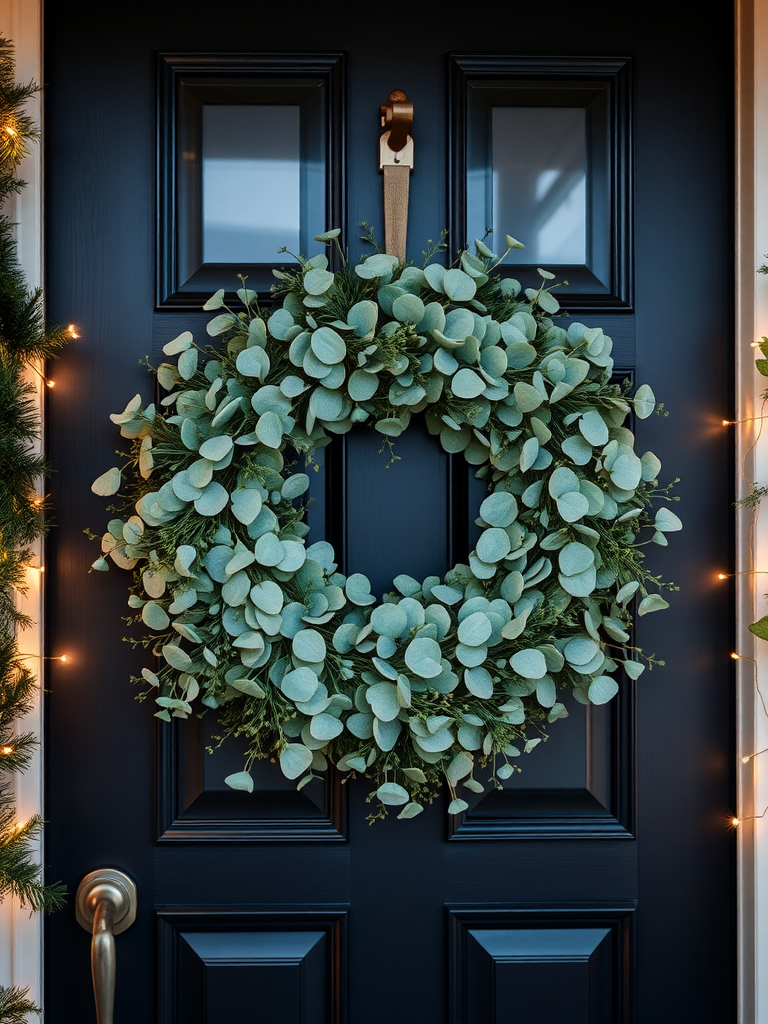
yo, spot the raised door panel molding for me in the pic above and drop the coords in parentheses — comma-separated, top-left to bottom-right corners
(449, 680, 635, 840)
(156, 715, 346, 842)
(157, 908, 346, 1023)
(448, 904, 634, 1024)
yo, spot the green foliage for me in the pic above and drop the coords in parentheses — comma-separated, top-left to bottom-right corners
(734, 482, 768, 510)
(0, 987, 39, 1024)
(741, 333, 768, 639)
(0, 33, 67, 1023)
(749, 615, 768, 642)
(92, 230, 678, 822)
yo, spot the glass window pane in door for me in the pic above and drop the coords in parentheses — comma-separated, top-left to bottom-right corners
(202, 104, 300, 264)
(491, 107, 587, 265)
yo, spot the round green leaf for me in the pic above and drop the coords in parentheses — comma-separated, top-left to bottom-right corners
(256, 411, 284, 448)
(224, 771, 254, 793)
(280, 743, 314, 779)
(92, 467, 122, 496)
(251, 580, 284, 614)
(579, 410, 609, 446)
(310, 712, 344, 741)
(475, 528, 511, 564)
(558, 542, 595, 577)
(588, 675, 619, 705)
(404, 637, 443, 679)
(452, 368, 486, 399)
(346, 573, 376, 606)
(371, 603, 409, 638)
(510, 649, 547, 679)
(464, 666, 493, 698)
(443, 268, 476, 301)
(311, 326, 346, 364)
(198, 435, 233, 462)
(556, 491, 589, 523)
(655, 507, 683, 532)
(633, 384, 656, 419)
(293, 628, 326, 663)
(457, 611, 492, 647)
(193, 481, 229, 517)
(281, 667, 320, 702)
(479, 490, 518, 527)
(377, 782, 410, 806)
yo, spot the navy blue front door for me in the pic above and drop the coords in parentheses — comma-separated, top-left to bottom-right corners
(43, 5, 736, 1021)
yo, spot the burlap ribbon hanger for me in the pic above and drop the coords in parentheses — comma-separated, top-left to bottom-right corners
(379, 90, 414, 262)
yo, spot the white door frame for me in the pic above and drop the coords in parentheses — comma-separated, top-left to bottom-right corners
(736, 2, 768, 1021)
(0, 0, 46, 1013)
(0, 2, 764, 1018)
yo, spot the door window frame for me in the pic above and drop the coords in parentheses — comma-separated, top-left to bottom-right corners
(156, 51, 346, 310)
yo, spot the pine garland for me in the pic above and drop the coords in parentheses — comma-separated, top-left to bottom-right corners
(0, 35, 68, 1023)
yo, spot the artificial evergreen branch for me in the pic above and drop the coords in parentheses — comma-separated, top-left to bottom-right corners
(0, 804, 65, 912)
(0, 987, 39, 1024)
(0, 33, 68, 1024)
(0, 225, 70, 362)
(0, 642, 37, 729)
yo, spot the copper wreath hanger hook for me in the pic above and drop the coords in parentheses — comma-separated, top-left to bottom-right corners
(380, 89, 413, 162)
(379, 90, 413, 263)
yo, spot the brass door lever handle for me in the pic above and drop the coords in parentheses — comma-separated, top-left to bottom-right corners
(76, 869, 137, 1024)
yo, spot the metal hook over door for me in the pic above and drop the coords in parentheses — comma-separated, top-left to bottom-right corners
(379, 90, 413, 262)
(76, 868, 137, 1024)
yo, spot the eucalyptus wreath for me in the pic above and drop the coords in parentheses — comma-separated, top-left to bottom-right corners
(90, 227, 680, 821)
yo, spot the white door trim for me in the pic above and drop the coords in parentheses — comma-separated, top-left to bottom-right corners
(736, 2, 768, 1021)
(0, 0, 46, 1012)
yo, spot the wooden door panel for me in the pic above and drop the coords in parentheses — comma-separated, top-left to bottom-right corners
(156, 718, 346, 842)
(333, 424, 454, 598)
(158, 911, 344, 1023)
(451, 911, 631, 1024)
(451, 691, 634, 840)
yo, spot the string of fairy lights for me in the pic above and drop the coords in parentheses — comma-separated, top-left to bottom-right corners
(2, 326, 766, 838)
(724, 338, 768, 828)
(0, 328, 79, 819)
